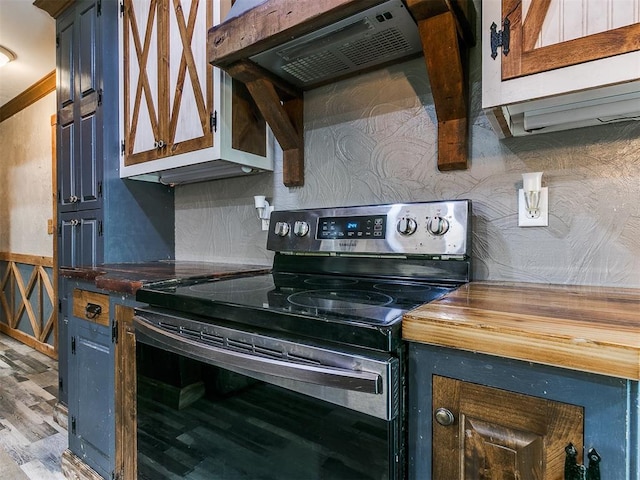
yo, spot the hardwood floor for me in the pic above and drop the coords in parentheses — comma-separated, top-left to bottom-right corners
(0, 333, 66, 479)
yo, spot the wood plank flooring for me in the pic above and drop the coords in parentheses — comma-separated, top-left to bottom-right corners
(0, 333, 66, 479)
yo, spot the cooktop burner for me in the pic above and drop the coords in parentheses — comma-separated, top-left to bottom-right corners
(288, 289, 394, 309)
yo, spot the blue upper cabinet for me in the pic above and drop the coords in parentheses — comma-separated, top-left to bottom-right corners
(56, 0, 175, 268)
(57, 1, 102, 214)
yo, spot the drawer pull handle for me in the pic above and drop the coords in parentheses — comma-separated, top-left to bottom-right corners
(85, 303, 102, 319)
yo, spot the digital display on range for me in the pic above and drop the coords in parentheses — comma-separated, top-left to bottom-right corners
(317, 215, 386, 239)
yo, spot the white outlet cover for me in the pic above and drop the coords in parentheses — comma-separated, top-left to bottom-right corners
(518, 188, 549, 227)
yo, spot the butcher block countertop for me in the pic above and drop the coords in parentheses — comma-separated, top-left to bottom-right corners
(60, 261, 271, 295)
(403, 282, 640, 381)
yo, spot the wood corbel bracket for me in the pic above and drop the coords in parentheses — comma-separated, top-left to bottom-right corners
(226, 61, 305, 187)
(208, 1, 385, 187)
(406, 0, 475, 171)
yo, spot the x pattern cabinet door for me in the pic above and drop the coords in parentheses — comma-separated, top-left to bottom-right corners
(501, 0, 640, 80)
(123, 0, 214, 166)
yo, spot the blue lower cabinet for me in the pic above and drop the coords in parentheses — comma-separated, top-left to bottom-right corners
(68, 313, 114, 477)
(67, 284, 114, 478)
(65, 280, 140, 479)
(408, 343, 639, 480)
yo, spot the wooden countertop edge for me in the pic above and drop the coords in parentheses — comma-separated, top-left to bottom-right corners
(59, 264, 272, 295)
(402, 315, 640, 380)
(405, 304, 639, 346)
(402, 281, 640, 380)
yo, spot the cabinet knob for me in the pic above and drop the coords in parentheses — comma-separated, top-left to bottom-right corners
(434, 407, 455, 426)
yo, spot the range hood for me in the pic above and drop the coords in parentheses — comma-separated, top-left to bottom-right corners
(228, 0, 424, 89)
(208, 0, 476, 184)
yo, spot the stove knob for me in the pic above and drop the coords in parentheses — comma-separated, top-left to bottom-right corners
(427, 216, 450, 236)
(293, 221, 310, 237)
(274, 221, 290, 237)
(396, 217, 417, 236)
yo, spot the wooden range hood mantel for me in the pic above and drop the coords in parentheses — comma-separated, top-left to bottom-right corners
(208, 0, 475, 187)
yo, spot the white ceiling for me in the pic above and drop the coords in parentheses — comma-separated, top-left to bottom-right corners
(0, 0, 56, 108)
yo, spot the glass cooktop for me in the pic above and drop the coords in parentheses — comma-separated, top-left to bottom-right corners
(139, 272, 454, 327)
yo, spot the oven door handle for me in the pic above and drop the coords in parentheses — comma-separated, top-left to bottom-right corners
(134, 316, 383, 394)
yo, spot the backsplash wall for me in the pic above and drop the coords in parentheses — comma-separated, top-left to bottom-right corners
(176, 53, 640, 288)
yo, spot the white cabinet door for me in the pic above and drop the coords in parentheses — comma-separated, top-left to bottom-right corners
(123, 0, 161, 162)
(482, 0, 640, 137)
(123, 0, 214, 166)
(121, 0, 273, 184)
(167, 0, 213, 154)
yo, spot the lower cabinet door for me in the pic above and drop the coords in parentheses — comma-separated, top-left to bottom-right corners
(68, 290, 114, 478)
(432, 375, 584, 480)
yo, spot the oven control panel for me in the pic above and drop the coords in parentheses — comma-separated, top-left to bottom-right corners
(317, 215, 387, 240)
(267, 200, 471, 257)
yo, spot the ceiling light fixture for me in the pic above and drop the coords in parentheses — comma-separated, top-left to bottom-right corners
(0, 46, 16, 67)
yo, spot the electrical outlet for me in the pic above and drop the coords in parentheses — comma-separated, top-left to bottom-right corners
(518, 187, 549, 227)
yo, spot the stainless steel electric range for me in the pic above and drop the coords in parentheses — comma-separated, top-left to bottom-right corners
(134, 200, 472, 480)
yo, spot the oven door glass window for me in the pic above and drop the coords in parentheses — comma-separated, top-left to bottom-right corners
(137, 344, 396, 480)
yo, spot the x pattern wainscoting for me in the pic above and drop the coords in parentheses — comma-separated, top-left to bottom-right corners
(0, 253, 57, 359)
(0, 332, 66, 479)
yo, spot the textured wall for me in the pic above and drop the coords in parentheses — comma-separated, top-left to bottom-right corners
(0, 93, 55, 257)
(176, 40, 640, 288)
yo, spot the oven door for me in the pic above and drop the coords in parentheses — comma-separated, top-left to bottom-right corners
(134, 308, 403, 480)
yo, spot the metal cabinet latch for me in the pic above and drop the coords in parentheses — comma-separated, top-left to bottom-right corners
(490, 19, 510, 59)
(565, 443, 601, 480)
(85, 303, 102, 319)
